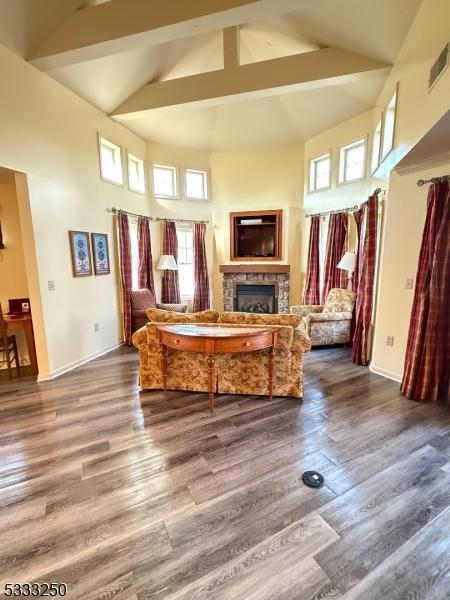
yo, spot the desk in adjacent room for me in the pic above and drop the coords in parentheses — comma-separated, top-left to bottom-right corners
(3, 314, 38, 375)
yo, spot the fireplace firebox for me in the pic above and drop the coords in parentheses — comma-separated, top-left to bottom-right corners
(234, 283, 278, 314)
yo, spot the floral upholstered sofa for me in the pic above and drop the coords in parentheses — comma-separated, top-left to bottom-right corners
(132, 308, 311, 399)
(290, 288, 356, 346)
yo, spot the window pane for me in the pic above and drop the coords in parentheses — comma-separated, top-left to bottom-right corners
(178, 263, 194, 298)
(344, 143, 365, 181)
(315, 157, 330, 189)
(128, 154, 145, 193)
(177, 229, 194, 298)
(99, 137, 123, 184)
(186, 170, 207, 199)
(153, 165, 176, 197)
(381, 91, 397, 159)
(371, 120, 382, 173)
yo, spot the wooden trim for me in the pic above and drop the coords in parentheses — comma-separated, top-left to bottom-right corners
(219, 264, 290, 273)
(230, 209, 282, 262)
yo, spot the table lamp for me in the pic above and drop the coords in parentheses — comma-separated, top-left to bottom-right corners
(337, 252, 356, 290)
(157, 254, 178, 271)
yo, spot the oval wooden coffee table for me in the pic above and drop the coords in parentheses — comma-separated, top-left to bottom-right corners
(156, 324, 279, 412)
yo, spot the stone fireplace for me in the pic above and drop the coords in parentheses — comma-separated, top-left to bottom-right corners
(220, 265, 290, 314)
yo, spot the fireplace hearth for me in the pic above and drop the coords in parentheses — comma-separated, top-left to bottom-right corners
(220, 265, 290, 314)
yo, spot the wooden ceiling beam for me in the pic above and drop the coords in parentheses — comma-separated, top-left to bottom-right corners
(29, 0, 331, 70)
(110, 47, 390, 119)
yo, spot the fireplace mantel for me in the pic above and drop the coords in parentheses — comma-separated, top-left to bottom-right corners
(219, 264, 290, 274)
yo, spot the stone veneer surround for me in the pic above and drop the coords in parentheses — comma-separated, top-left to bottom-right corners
(222, 271, 290, 314)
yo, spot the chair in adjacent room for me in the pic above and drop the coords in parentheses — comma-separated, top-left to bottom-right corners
(0, 303, 20, 378)
(130, 288, 187, 332)
(290, 288, 356, 346)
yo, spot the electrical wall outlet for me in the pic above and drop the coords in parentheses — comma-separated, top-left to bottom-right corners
(48, 280, 55, 291)
(386, 336, 394, 347)
(405, 278, 414, 289)
(94, 323, 100, 332)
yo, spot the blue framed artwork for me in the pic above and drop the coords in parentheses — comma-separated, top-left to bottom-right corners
(91, 232, 110, 275)
(69, 231, 92, 277)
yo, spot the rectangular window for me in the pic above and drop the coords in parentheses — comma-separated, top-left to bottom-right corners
(309, 153, 331, 193)
(177, 228, 194, 300)
(129, 219, 139, 290)
(371, 118, 382, 174)
(152, 163, 178, 199)
(186, 169, 209, 200)
(338, 137, 367, 184)
(99, 135, 123, 185)
(381, 88, 398, 161)
(127, 152, 146, 194)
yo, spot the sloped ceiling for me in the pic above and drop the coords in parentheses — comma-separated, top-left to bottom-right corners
(0, 0, 422, 150)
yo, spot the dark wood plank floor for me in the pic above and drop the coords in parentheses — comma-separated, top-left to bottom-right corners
(1, 346, 450, 600)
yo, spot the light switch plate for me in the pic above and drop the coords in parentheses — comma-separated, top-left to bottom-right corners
(386, 336, 394, 346)
(48, 280, 55, 291)
(405, 278, 414, 289)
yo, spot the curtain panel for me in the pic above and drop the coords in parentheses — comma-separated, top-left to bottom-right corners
(117, 212, 132, 344)
(401, 181, 450, 404)
(193, 222, 210, 312)
(137, 217, 156, 296)
(303, 215, 321, 305)
(352, 195, 378, 365)
(162, 221, 181, 303)
(321, 212, 348, 302)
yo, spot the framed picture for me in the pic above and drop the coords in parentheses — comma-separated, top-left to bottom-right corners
(69, 231, 92, 277)
(91, 232, 110, 275)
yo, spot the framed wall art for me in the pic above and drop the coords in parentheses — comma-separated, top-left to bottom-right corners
(91, 232, 110, 275)
(69, 230, 92, 277)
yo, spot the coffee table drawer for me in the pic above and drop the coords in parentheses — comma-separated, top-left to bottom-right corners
(214, 334, 272, 353)
(159, 332, 205, 352)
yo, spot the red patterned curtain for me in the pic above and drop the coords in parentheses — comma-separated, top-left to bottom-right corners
(118, 212, 132, 344)
(193, 222, 210, 312)
(137, 217, 156, 296)
(321, 212, 348, 302)
(401, 180, 450, 404)
(303, 215, 321, 304)
(352, 195, 378, 365)
(162, 221, 181, 303)
(352, 207, 364, 294)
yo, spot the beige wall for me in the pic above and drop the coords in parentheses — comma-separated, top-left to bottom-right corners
(210, 142, 304, 310)
(0, 41, 151, 379)
(0, 178, 30, 365)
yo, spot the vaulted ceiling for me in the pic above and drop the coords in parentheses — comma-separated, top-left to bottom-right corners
(0, 0, 422, 150)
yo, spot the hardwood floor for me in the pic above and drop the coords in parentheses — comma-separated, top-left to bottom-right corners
(0, 346, 450, 599)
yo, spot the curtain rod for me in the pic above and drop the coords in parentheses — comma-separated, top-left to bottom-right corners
(417, 175, 449, 186)
(108, 207, 209, 224)
(305, 205, 359, 218)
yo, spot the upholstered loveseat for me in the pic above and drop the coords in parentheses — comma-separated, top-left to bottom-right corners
(290, 288, 356, 346)
(132, 309, 311, 399)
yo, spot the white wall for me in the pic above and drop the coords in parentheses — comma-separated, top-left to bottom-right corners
(0, 42, 150, 378)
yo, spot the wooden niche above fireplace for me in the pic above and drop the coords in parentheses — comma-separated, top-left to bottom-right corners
(230, 209, 282, 261)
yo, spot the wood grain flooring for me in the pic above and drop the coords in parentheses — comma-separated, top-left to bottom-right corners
(1, 346, 450, 599)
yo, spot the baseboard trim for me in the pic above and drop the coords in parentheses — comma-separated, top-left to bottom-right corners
(38, 342, 124, 382)
(369, 363, 402, 383)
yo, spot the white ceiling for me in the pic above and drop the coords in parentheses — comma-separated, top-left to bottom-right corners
(0, 0, 422, 151)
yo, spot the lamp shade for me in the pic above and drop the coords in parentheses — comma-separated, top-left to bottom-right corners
(337, 252, 356, 273)
(157, 254, 178, 270)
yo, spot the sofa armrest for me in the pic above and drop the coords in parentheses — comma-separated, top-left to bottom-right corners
(292, 326, 312, 353)
(156, 303, 188, 313)
(308, 311, 353, 322)
(290, 305, 324, 317)
(132, 326, 147, 348)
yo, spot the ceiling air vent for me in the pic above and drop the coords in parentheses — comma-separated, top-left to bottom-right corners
(429, 43, 449, 91)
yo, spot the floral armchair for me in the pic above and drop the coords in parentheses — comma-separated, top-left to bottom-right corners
(290, 288, 356, 346)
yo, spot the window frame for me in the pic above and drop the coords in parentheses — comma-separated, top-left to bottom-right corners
(185, 168, 209, 202)
(380, 84, 399, 162)
(338, 135, 368, 186)
(127, 150, 146, 195)
(370, 115, 383, 175)
(98, 133, 124, 187)
(176, 225, 194, 301)
(308, 151, 332, 194)
(151, 162, 179, 200)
